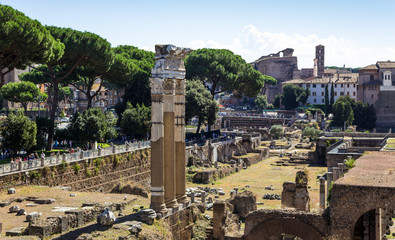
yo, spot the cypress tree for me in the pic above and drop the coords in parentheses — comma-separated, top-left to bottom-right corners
(330, 83, 335, 113)
(325, 84, 329, 115)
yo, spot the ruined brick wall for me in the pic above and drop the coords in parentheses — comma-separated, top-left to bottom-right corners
(243, 209, 329, 239)
(0, 149, 151, 192)
(329, 184, 395, 238)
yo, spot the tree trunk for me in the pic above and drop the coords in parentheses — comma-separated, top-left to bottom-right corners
(195, 117, 202, 134)
(87, 93, 93, 109)
(46, 78, 59, 151)
(22, 103, 27, 112)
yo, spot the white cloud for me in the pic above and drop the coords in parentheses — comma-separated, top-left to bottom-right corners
(186, 25, 388, 68)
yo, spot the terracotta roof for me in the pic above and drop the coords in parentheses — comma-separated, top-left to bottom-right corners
(360, 64, 378, 71)
(377, 61, 395, 69)
(284, 73, 358, 85)
(336, 151, 395, 188)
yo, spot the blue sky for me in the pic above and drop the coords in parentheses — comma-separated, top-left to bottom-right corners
(2, 0, 395, 68)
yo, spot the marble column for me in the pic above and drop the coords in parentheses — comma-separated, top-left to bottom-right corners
(149, 79, 167, 214)
(175, 78, 188, 205)
(163, 78, 178, 209)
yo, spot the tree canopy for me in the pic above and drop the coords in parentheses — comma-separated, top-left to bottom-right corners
(332, 96, 355, 127)
(120, 103, 151, 138)
(1, 110, 37, 154)
(0, 81, 46, 111)
(20, 26, 113, 150)
(255, 94, 269, 111)
(185, 80, 219, 133)
(185, 48, 274, 98)
(0, 4, 64, 87)
(68, 108, 109, 142)
(281, 83, 310, 110)
(110, 45, 155, 107)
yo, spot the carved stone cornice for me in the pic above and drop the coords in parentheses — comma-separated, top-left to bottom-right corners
(175, 79, 185, 95)
(163, 78, 175, 95)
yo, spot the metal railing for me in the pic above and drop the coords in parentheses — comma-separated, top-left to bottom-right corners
(0, 141, 151, 176)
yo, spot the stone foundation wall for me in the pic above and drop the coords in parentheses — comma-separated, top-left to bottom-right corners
(0, 149, 151, 193)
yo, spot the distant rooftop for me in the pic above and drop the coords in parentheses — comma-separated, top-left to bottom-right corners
(377, 61, 395, 69)
(285, 73, 358, 85)
(336, 151, 395, 188)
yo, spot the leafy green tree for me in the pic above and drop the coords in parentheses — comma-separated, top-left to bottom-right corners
(185, 80, 219, 133)
(273, 94, 281, 109)
(255, 94, 269, 111)
(324, 84, 330, 114)
(269, 125, 283, 139)
(332, 96, 355, 127)
(185, 48, 273, 98)
(1, 110, 37, 154)
(0, 4, 64, 87)
(110, 46, 155, 107)
(20, 26, 113, 150)
(0, 81, 45, 111)
(105, 111, 118, 140)
(68, 108, 108, 142)
(353, 101, 376, 130)
(302, 127, 321, 141)
(120, 103, 151, 138)
(34, 117, 52, 150)
(281, 84, 310, 110)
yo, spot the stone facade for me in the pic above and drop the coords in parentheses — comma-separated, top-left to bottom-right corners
(358, 61, 395, 129)
(252, 48, 298, 102)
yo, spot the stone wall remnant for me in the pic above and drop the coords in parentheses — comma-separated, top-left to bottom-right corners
(281, 171, 310, 212)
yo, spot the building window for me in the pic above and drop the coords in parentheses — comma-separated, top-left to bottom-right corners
(353, 92, 356, 96)
(306, 84, 310, 88)
(312, 92, 317, 96)
(322, 99, 324, 103)
(371, 94, 374, 99)
(347, 84, 350, 88)
(341, 84, 344, 88)
(370, 75, 374, 81)
(347, 92, 349, 95)
(314, 99, 317, 103)
(354, 84, 356, 88)
(335, 92, 337, 96)
(313, 84, 316, 88)
(335, 84, 337, 88)
(340, 92, 344, 96)
(322, 92, 324, 96)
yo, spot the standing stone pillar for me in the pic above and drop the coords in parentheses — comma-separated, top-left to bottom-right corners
(163, 78, 178, 209)
(337, 163, 344, 177)
(319, 177, 325, 210)
(175, 78, 188, 205)
(332, 167, 339, 181)
(150, 52, 167, 215)
(327, 172, 333, 194)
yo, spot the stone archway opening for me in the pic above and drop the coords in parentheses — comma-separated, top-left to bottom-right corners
(353, 208, 394, 240)
(245, 218, 325, 240)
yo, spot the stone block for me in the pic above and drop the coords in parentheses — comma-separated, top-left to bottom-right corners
(0, 201, 11, 207)
(8, 188, 16, 194)
(26, 212, 41, 222)
(65, 209, 85, 227)
(9, 205, 19, 213)
(28, 224, 51, 238)
(6, 227, 25, 236)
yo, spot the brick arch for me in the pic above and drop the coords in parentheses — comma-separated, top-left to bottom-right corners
(244, 217, 326, 240)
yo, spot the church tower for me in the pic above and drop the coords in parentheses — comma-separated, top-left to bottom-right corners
(314, 44, 325, 77)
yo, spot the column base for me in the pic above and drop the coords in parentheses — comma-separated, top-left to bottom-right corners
(150, 202, 167, 215)
(165, 198, 179, 210)
(176, 194, 189, 205)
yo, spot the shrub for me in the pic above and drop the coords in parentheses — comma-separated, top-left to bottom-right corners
(269, 125, 283, 139)
(94, 167, 100, 176)
(73, 164, 80, 174)
(94, 158, 102, 168)
(302, 126, 321, 141)
(345, 158, 356, 169)
(59, 160, 68, 172)
(86, 169, 92, 177)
